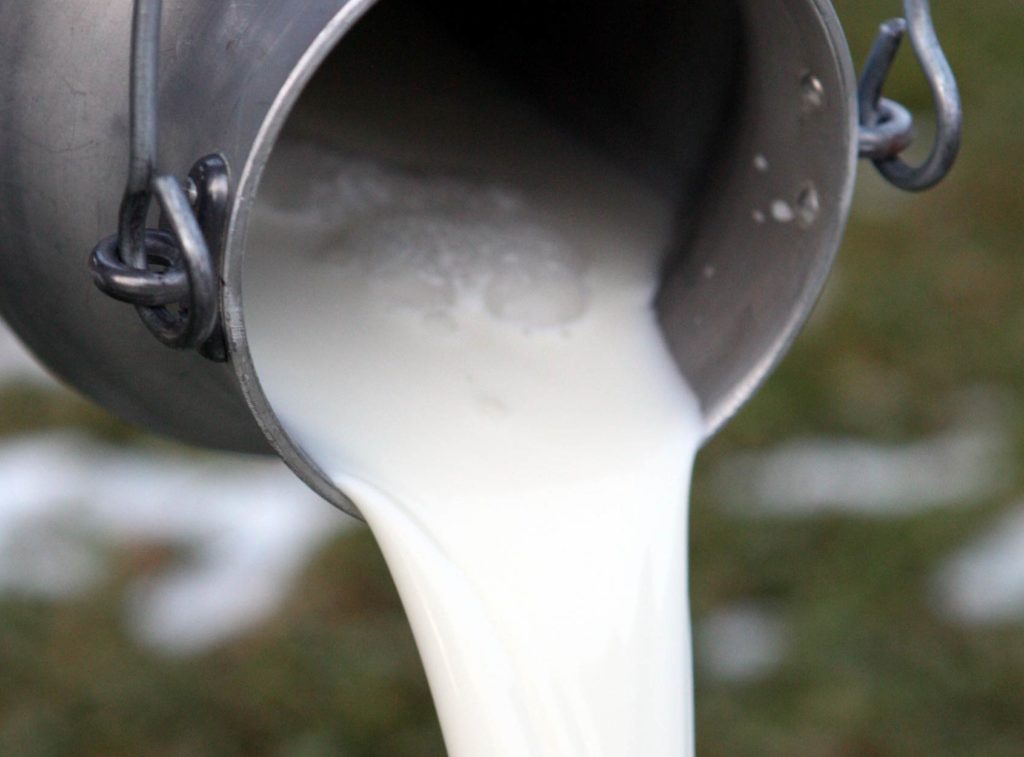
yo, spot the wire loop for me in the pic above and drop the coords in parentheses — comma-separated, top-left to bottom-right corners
(89, 0, 226, 356)
(857, 1, 962, 192)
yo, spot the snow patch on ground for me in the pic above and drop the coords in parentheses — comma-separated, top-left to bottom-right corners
(713, 390, 1013, 517)
(696, 603, 788, 683)
(933, 503, 1024, 625)
(0, 431, 351, 654)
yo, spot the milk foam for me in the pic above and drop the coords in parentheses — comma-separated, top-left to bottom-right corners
(244, 16, 703, 755)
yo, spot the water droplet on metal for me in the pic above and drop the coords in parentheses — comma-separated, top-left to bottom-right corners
(796, 182, 820, 227)
(801, 73, 825, 112)
(771, 200, 794, 223)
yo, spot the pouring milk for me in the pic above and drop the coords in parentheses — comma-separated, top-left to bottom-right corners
(244, 12, 704, 755)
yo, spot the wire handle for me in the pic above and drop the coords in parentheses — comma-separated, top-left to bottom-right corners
(857, 0, 962, 192)
(89, 0, 228, 357)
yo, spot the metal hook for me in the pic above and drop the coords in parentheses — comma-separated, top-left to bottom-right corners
(857, 0, 962, 192)
(89, 0, 228, 357)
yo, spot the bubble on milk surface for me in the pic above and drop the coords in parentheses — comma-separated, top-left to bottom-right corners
(308, 156, 590, 329)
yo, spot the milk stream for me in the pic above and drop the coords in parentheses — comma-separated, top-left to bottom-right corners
(245, 15, 703, 755)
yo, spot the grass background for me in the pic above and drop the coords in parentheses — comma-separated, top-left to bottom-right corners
(695, 2, 1024, 754)
(1, 1, 1022, 754)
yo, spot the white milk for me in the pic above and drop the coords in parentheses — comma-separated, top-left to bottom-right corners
(244, 16, 703, 756)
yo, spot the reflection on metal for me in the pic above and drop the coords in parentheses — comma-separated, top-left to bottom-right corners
(88, 0, 227, 356)
(857, 0, 962, 191)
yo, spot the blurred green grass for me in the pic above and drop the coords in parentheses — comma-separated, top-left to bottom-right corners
(693, 2, 1024, 754)
(1, 2, 1022, 755)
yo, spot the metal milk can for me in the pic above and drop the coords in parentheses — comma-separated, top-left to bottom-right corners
(0, 0, 960, 515)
